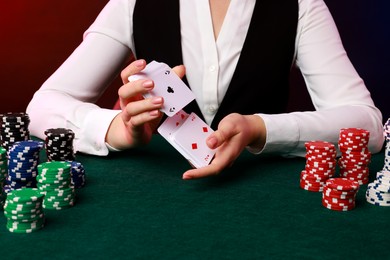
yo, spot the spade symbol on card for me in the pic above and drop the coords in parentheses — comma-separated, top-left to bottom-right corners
(165, 70, 170, 75)
(169, 107, 176, 112)
(167, 86, 174, 93)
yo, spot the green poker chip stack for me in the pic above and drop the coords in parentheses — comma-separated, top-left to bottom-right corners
(37, 161, 76, 210)
(3, 188, 45, 233)
(0, 147, 7, 207)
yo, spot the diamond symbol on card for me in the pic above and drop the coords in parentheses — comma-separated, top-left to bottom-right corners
(191, 143, 198, 150)
(202, 127, 208, 133)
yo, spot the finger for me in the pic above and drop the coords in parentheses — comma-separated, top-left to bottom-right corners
(127, 109, 162, 128)
(182, 150, 236, 180)
(206, 119, 237, 149)
(172, 65, 186, 79)
(182, 163, 221, 180)
(120, 59, 146, 84)
(118, 79, 154, 101)
(125, 96, 163, 118)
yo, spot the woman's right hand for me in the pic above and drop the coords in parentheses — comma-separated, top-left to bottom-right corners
(105, 59, 185, 150)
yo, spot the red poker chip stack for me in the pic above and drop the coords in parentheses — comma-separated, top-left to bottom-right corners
(322, 178, 359, 211)
(338, 128, 371, 185)
(300, 141, 337, 192)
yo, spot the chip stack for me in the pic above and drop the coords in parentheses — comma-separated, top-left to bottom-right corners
(69, 161, 86, 188)
(0, 112, 30, 151)
(300, 141, 337, 192)
(5, 140, 44, 191)
(382, 118, 390, 171)
(338, 128, 371, 185)
(44, 128, 75, 161)
(322, 178, 359, 211)
(365, 119, 390, 206)
(0, 147, 7, 207)
(3, 188, 45, 233)
(37, 161, 75, 210)
(365, 170, 390, 206)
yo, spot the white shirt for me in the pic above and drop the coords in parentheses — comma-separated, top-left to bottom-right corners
(27, 0, 384, 157)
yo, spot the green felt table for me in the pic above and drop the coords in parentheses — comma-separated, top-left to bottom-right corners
(1, 135, 389, 259)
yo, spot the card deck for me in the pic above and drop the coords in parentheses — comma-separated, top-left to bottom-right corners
(158, 111, 216, 169)
(170, 113, 216, 168)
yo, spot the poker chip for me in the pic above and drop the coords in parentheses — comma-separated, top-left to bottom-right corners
(68, 161, 86, 188)
(300, 141, 337, 192)
(382, 119, 390, 172)
(3, 188, 45, 233)
(322, 178, 359, 211)
(365, 120, 390, 206)
(44, 128, 76, 161)
(37, 161, 76, 210)
(338, 128, 371, 185)
(0, 112, 31, 150)
(365, 169, 390, 206)
(6, 140, 43, 191)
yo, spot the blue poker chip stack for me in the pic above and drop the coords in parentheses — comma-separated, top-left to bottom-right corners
(69, 161, 86, 188)
(0, 112, 31, 151)
(365, 118, 390, 206)
(5, 140, 44, 191)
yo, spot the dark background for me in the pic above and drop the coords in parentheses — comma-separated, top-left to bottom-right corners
(0, 0, 389, 121)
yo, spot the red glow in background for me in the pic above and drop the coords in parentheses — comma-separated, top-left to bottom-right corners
(0, 1, 389, 120)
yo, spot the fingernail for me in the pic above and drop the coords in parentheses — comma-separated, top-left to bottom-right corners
(182, 174, 192, 180)
(149, 110, 159, 117)
(152, 97, 163, 104)
(207, 136, 218, 149)
(143, 80, 153, 90)
(135, 59, 145, 67)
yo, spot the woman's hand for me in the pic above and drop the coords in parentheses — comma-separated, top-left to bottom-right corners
(105, 59, 185, 150)
(182, 113, 266, 179)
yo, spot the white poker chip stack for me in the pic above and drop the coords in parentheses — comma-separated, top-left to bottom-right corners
(365, 118, 390, 206)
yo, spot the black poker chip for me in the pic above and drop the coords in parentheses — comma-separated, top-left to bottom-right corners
(44, 128, 75, 161)
(0, 112, 30, 150)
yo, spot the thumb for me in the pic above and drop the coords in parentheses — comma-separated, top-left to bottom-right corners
(172, 65, 186, 79)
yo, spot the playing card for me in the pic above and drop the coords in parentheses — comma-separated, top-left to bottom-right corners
(157, 110, 192, 162)
(158, 110, 189, 139)
(128, 61, 195, 117)
(171, 112, 215, 168)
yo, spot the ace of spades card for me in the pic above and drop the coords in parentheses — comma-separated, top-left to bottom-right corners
(128, 61, 195, 117)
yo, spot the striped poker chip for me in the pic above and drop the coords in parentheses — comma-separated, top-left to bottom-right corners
(325, 178, 359, 191)
(300, 141, 337, 192)
(323, 186, 356, 199)
(322, 177, 359, 211)
(322, 199, 356, 211)
(322, 196, 355, 206)
(6, 141, 43, 192)
(37, 161, 76, 210)
(0, 112, 31, 150)
(338, 128, 371, 185)
(305, 140, 336, 151)
(366, 130, 390, 207)
(366, 187, 390, 206)
(44, 128, 75, 161)
(322, 179, 358, 204)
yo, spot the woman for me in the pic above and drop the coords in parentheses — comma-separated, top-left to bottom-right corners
(27, 0, 384, 179)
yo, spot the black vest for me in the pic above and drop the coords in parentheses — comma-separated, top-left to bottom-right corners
(133, 1, 298, 130)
